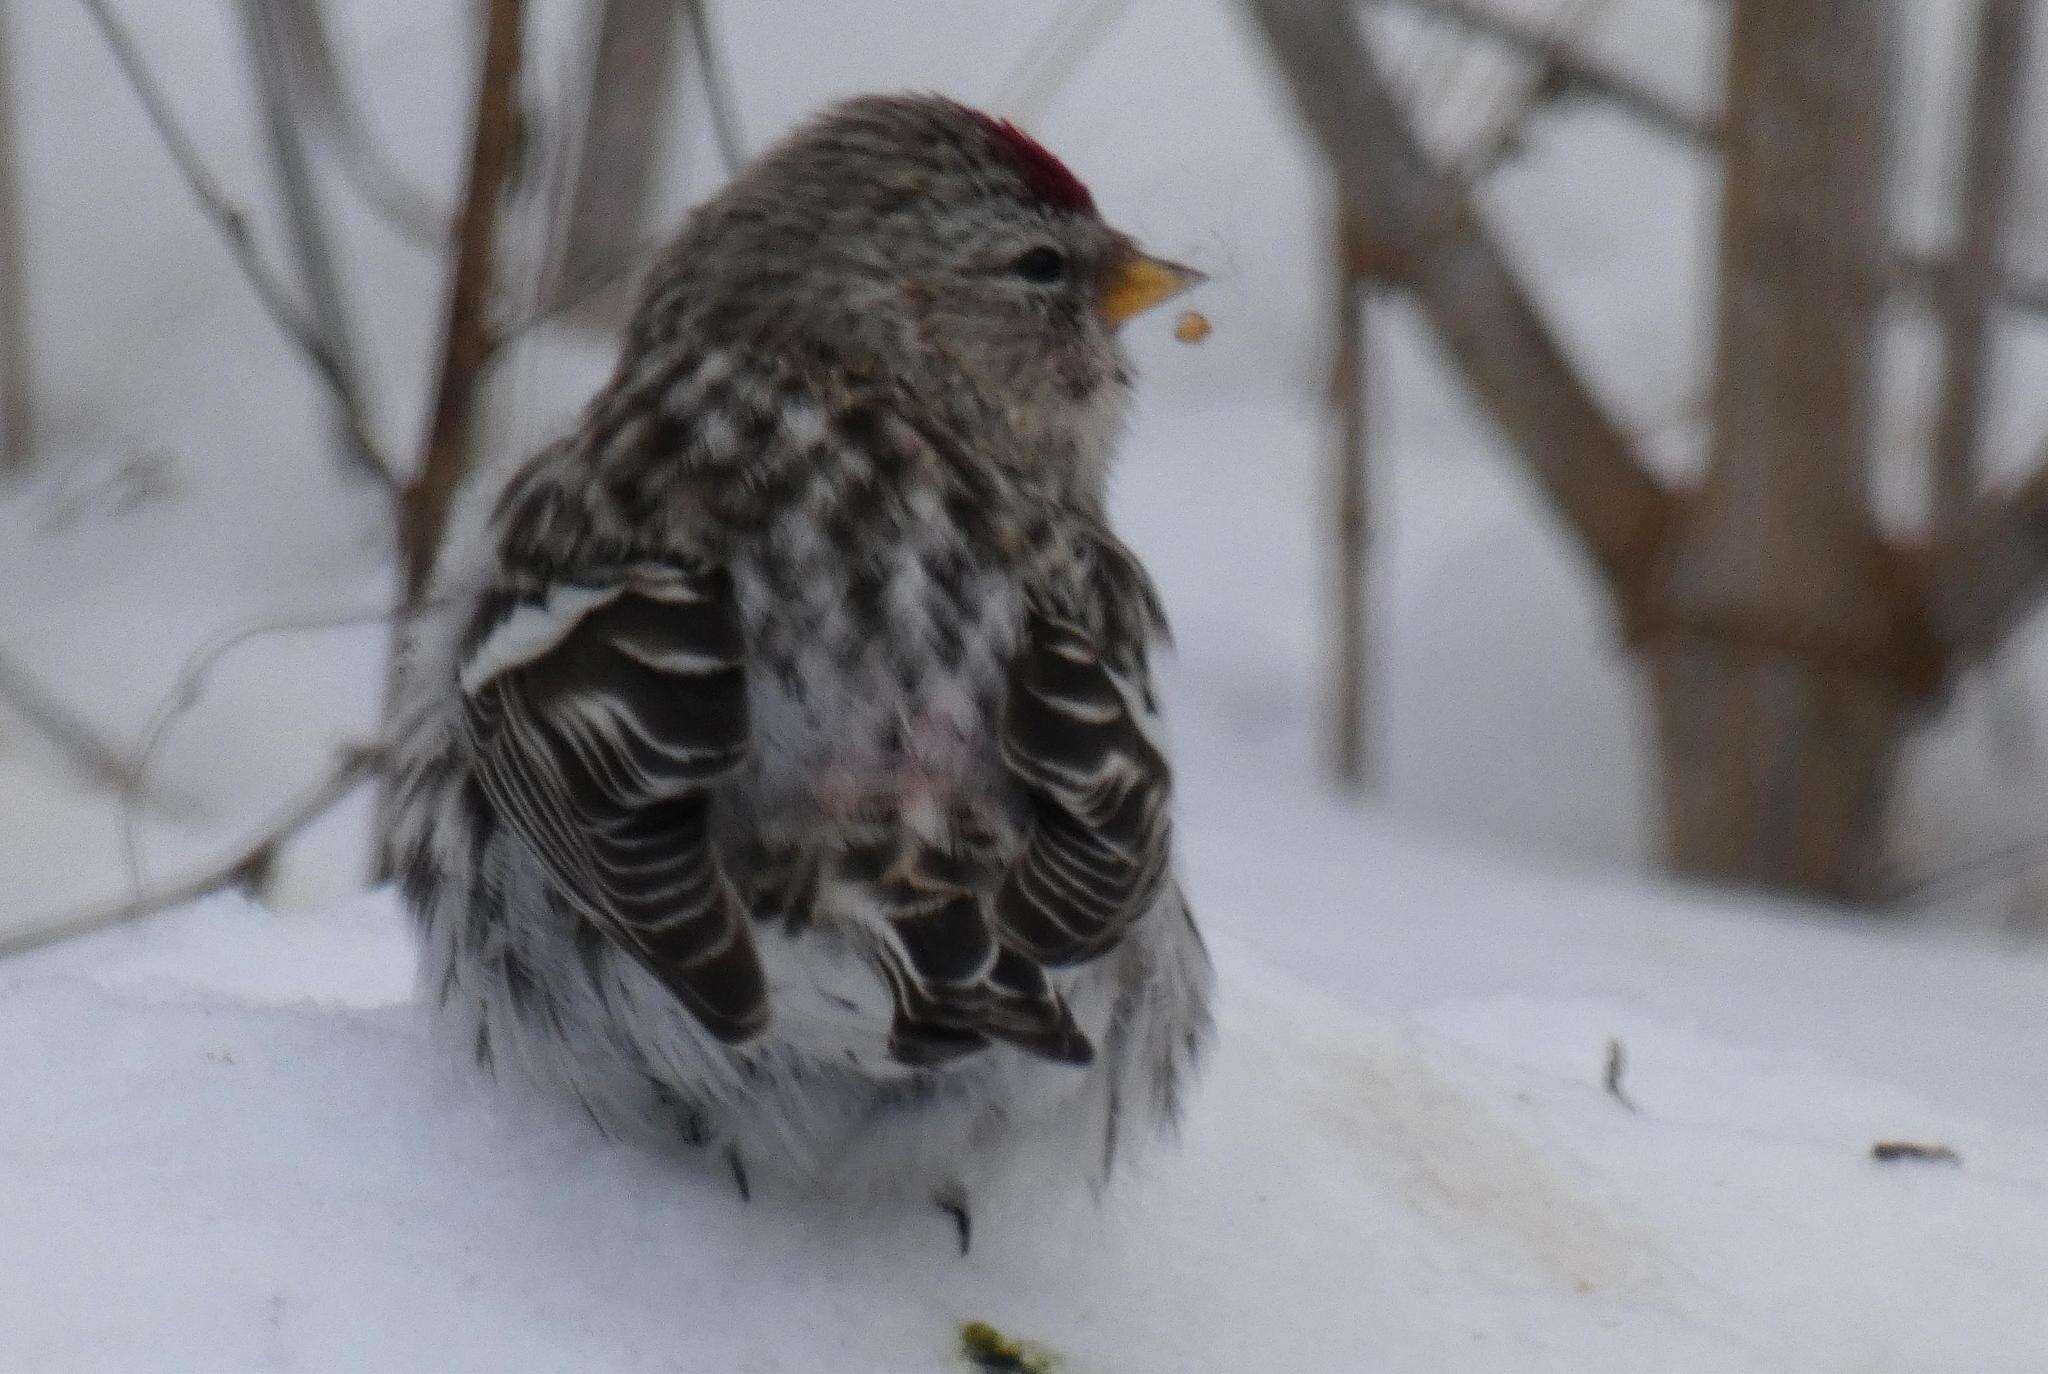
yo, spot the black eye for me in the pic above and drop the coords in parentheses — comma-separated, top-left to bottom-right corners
(1013, 246, 1067, 284)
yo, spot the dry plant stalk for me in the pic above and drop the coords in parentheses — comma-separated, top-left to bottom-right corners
(1329, 236, 1371, 787)
(399, 0, 527, 603)
(0, 5, 30, 473)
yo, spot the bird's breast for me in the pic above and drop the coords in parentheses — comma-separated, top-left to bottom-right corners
(727, 505, 1025, 850)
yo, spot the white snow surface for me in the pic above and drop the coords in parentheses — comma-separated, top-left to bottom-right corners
(10, 803, 2048, 1372)
(10, 1, 2048, 1369)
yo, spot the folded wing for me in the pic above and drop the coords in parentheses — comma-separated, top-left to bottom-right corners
(461, 564, 769, 1043)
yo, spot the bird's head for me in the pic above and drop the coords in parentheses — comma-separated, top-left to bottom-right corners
(638, 94, 1202, 472)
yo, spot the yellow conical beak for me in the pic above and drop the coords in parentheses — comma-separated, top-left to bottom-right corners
(1097, 252, 1206, 329)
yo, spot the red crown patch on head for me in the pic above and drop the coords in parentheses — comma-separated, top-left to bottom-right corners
(968, 110, 1096, 215)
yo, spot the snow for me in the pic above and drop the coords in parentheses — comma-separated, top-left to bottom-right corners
(9, 0, 2048, 1368)
(10, 825, 2048, 1371)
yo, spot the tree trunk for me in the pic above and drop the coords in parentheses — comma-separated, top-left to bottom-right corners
(1648, 0, 1920, 899)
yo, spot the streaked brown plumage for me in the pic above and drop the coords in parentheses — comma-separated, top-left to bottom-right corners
(383, 94, 1212, 1240)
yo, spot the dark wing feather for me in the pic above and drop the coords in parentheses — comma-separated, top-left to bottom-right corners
(868, 840, 1093, 1067)
(996, 602, 1173, 968)
(463, 565, 768, 1042)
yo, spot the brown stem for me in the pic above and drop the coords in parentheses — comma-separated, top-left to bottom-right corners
(399, 0, 526, 603)
(1329, 226, 1371, 787)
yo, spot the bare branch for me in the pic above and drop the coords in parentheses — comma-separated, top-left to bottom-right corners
(1932, 0, 2037, 776)
(1930, 0, 2031, 517)
(993, 0, 1132, 129)
(0, 650, 182, 814)
(1444, 0, 1617, 177)
(0, 745, 381, 962)
(236, 0, 384, 488)
(1924, 459, 2048, 664)
(1384, 0, 2048, 327)
(488, 234, 669, 363)
(0, 7, 31, 473)
(542, 0, 686, 336)
(79, 0, 399, 491)
(265, 0, 449, 247)
(1895, 248, 2048, 323)
(1248, 0, 1672, 607)
(399, 0, 526, 602)
(121, 601, 408, 894)
(1382, 0, 1722, 146)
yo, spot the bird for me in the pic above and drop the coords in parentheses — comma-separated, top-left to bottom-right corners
(383, 93, 1212, 1246)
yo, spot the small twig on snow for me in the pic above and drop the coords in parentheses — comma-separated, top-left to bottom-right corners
(1602, 1036, 1636, 1112)
(1871, 1141, 1961, 1166)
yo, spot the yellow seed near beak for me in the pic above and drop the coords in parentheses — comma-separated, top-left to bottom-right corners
(1173, 310, 1211, 344)
(1097, 253, 1205, 329)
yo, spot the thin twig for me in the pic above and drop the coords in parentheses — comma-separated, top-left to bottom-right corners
(487, 234, 670, 362)
(0, 649, 183, 814)
(1380, 0, 2048, 324)
(1871, 1141, 1960, 1166)
(267, 0, 449, 247)
(1929, 0, 2038, 783)
(398, 0, 526, 602)
(0, 5, 31, 473)
(1246, 0, 1673, 605)
(79, 0, 399, 492)
(236, 0, 384, 488)
(1450, 0, 1616, 177)
(537, 0, 684, 336)
(992, 0, 1132, 129)
(683, 0, 746, 175)
(1381, 0, 1720, 146)
(1931, 0, 2030, 518)
(1883, 825, 2048, 909)
(120, 601, 419, 894)
(0, 745, 382, 962)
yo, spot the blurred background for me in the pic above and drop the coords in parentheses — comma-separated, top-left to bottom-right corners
(7, 0, 2048, 942)
(17, 4, 2048, 1363)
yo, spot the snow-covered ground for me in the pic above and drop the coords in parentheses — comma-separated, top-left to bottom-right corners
(7, 1, 2048, 1368)
(10, 785, 2048, 1371)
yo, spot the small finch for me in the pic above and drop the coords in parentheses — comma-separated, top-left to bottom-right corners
(384, 94, 1212, 1244)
